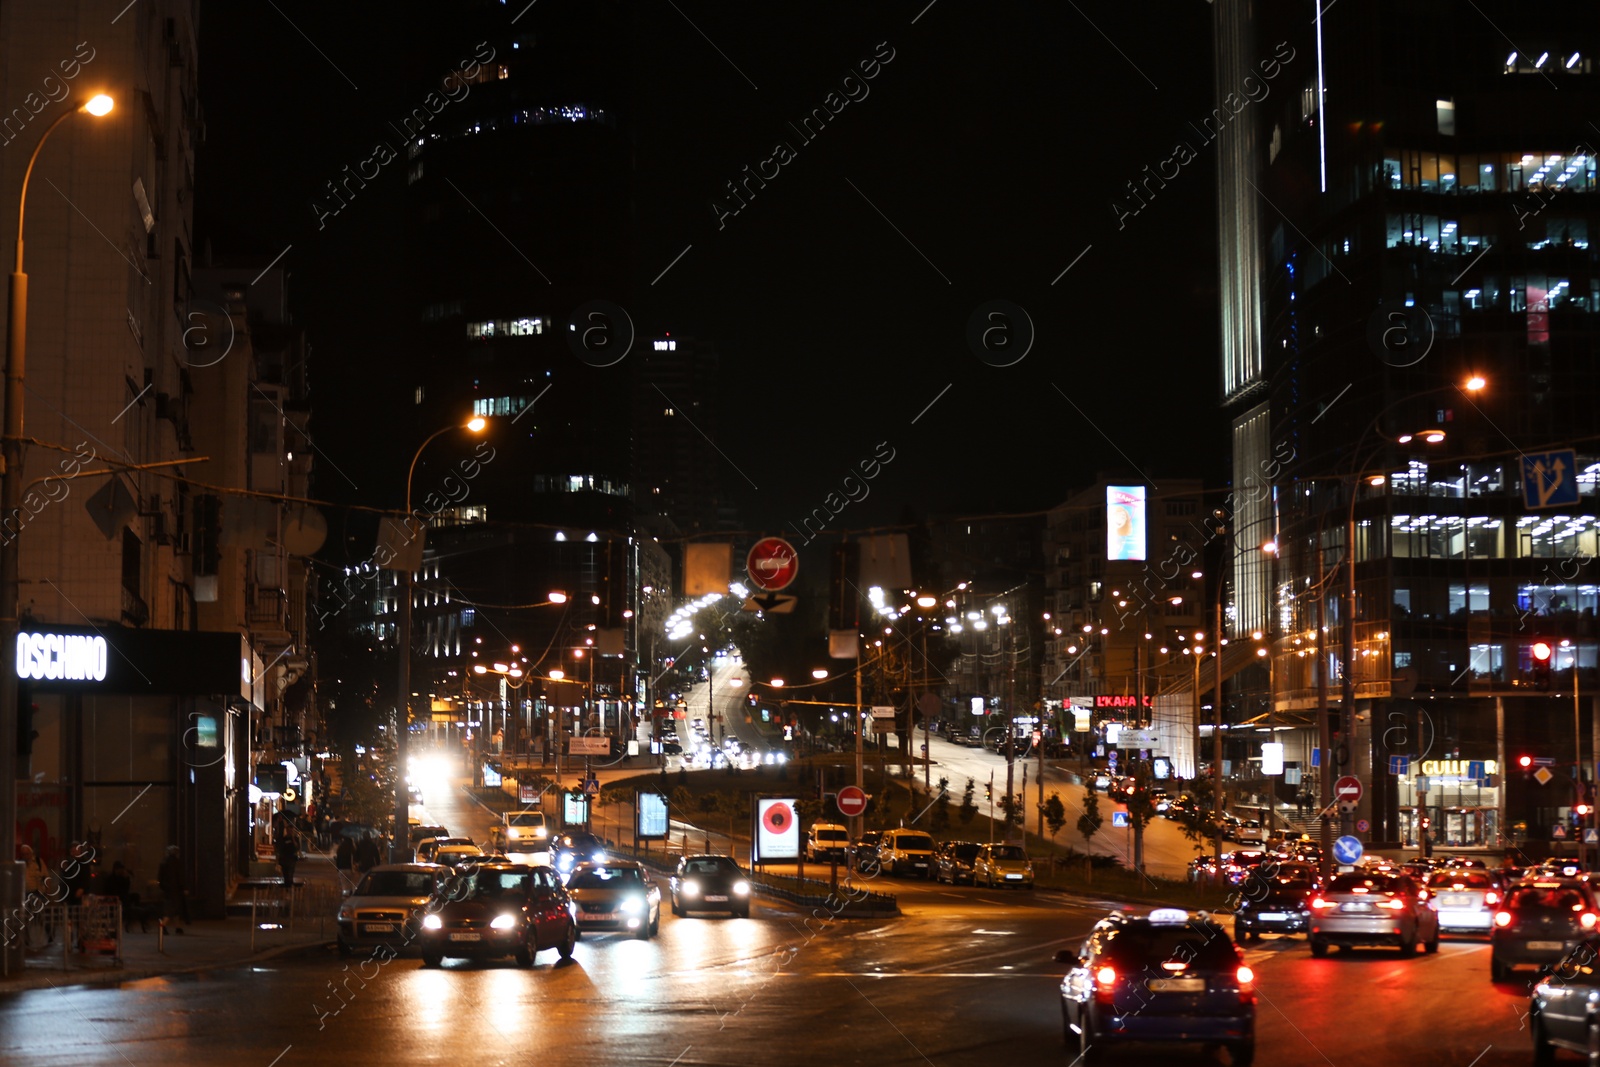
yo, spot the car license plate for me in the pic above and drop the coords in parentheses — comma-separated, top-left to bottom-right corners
(1529, 940, 1566, 951)
(1146, 978, 1205, 993)
(705, 895, 729, 902)
(1259, 912, 1287, 921)
(449, 932, 481, 942)
(1342, 903, 1373, 912)
(362, 922, 396, 934)
(586, 912, 618, 922)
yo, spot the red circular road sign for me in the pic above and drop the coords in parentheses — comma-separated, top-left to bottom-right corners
(1335, 775, 1363, 803)
(746, 537, 799, 592)
(836, 786, 868, 818)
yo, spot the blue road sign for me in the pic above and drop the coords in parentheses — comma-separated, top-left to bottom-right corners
(1112, 810, 1131, 828)
(1586, 828, 1599, 845)
(1333, 836, 1364, 865)
(1311, 748, 1322, 768)
(1523, 450, 1580, 509)
(1389, 755, 1410, 776)
(1467, 760, 1485, 780)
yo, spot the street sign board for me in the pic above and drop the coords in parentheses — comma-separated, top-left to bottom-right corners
(1112, 810, 1131, 828)
(1522, 449, 1580, 510)
(1553, 824, 1569, 840)
(836, 785, 868, 818)
(1388, 755, 1410, 776)
(1335, 775, 1363, 804)
(1535, 767, 1555, 786)
(742, 593, 797, 614)
(1467, 760, 1486, 781)
(1356, 819, 1371, 833)
(870, 705, 897, 719)
(1417, 776, 1430, 794)
(1333, 836, 1364, 865)
(746, 537, 800, 591)
(1586, 828, 1599, 845)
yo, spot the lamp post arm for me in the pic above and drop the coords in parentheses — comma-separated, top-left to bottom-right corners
(14, 107, 80, 274)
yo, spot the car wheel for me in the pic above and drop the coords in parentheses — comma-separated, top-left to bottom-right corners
(422, 952, 443, 968)
(336, 938, 352, 958)
(649, 909, 660, 936)
(515, 941, 534, 967)
(736, 904, 750, 919)
(1309, 937, 1328, 958)
(1078, 1019, 1104, 1064)
(671, 896, 683, 917)
(1229, 1039, 1256, 1067)
(1532, 1012, 1556, 1067)
(1491, 954, 1510, 982)
(1399, 933, 1417, 957)
(1426, 929, 1439, 954)
(558, 921, 577, 961)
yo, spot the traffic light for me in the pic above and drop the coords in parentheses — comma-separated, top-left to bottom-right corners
(1532, 641, 1554, 690)
(985, 783, 993, 801)
(1576, 803, 1591, 818)
(1519, 754, 1534, 771)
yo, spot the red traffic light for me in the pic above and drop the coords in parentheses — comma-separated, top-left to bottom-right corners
(1532, 641, 1554, 662)
(1519, 755, 1534, 769)
(1578, 804, 1592, 817)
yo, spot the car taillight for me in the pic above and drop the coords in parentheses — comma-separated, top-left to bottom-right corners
(1236, 965, 1254, 986)
(1581, 912, 1597, 931)
(1311, 897, 1333, 909)
(1094, 965, 1117, 1001)
(1485, 891, 1499, 905)
(1494, 910, 1512, 927)
(1379, 898, 1406, 910)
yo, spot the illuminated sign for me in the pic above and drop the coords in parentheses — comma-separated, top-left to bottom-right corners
(1106, 485, 1147, 561)
(637, 791, 668, 839)
(16, 632, 108, 682)
(466, 317, 544, 339)
(1419, 759, 1498, 778)
(1094, 695, 1152, 708)
(753, 798, 800, 861)
(1261, 742, 1284, 775)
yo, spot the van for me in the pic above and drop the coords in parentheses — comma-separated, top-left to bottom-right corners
(806, 822, 850, 863)
(503, 810, 552, 849)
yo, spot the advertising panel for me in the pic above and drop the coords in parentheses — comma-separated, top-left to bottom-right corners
(752, 798, 799, 862)
(1106, 485, 1147, 561)
(637, 791, 669, 839)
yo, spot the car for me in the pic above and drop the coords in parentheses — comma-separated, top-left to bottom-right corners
(1233, 860, 1320, 940)
(1188, 855, 1220, 883)
(935, 841, 983, 885)
(1425, 867, 1501, 936)
(974, 843, 1034, 888)
(412, 824, 449, 846)
(877, 829, 937, 879)
(416, 836, 475, 864)
(661, 739, 683, 755)
(1308, 869, 1439, 956)
(552, 832, 608, 878)
(849, 831, 884, 872)
(503, 810, 553, 850)
(1150, 790, 1171, 814)
(433, 844, 486, 869)
(336, 863, 447, 957)
(1222, 850, 1271, 885)
(669, 854, 752, 917)
(806, 822, 850, 864)
(565, 860, 662, 938)
(1529, 937, 1600, 1061)
(417, 862, 577, 967)
(407, 785, 423, 805)
(1491, 877, 1600, 981)
(1056, 907, 1255, 1066)
(1090, 772, 1113, 791)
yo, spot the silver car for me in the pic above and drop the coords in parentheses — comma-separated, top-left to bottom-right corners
(1425, 867, 1501, 936)
(1309, 870, 1439, 956)
(335, 863, 447, 957)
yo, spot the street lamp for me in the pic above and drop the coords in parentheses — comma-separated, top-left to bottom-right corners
(392, 416, 488, 862)
(0, 91, 115, 978)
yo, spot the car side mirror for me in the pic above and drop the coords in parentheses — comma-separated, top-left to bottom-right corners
(1054, 950, 1081, 966)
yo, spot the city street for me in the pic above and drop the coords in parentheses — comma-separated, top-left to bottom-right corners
(0, 867, 1544, 1066)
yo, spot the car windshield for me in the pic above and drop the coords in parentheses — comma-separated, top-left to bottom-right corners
(684, 858, 740, 876)
(1509, 886, 1590, 912)
(357, 871, 437, 896)
(1103, 924, 1238, 968)
(953, 844, 982, 860)
(990, 846, 1028, 860)
(1430, 871, 1495, 890)
(473, 871, 530, 898)
(507, 813, 545, 828)
(1330, 874, 1400, 893)
(816, 829, 848, 842)
(569, 867, 645, 890)
(896, 834, 935, 851)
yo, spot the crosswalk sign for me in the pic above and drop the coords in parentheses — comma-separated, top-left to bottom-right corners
(1585, 828, 1599, 845)
(1554, 824, 1569, 840)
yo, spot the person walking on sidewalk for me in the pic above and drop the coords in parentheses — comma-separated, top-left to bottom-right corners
(275, 822, 300, 889)
(354, 833, 380, 874)
(158, 845, 187, 934)
(19, 844, 51, 945)
(335, 834, 354, 873)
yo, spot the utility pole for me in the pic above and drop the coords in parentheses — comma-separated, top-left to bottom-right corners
(1212, 594, 1225, 883)
(1316, 536, 1334, 881)
(1004, 617, 1016, 843)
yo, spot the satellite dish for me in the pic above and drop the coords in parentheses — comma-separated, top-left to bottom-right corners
(281, 505, 327, 555)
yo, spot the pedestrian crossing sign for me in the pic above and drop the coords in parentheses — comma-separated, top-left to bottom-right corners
(1554, 824, 1569, 840)
(1586, 828, 1599, 845)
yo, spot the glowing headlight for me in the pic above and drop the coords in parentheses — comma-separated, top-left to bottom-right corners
(534, 827, 548, 839)
(621, 897, 644, 915)
(683, 880, 700, 897)
(508, 827, 521, 839)
(490, 913, 517, 930)
(422, 914, 442, 930)
(592, 851, 605, 863)
(733, 881, 750, 896)
(337, 906, 354, 922)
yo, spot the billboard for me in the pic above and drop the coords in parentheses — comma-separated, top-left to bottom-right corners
(752, 798, 800, 861)
(1106, 485, 1147, 561)
(637, 791, 669, 839)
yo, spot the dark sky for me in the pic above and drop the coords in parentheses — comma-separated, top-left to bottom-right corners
(196, 1, 1225, 539)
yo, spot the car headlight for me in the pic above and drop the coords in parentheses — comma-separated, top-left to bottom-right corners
(683, 880, 699, 897)
(534, 827, 548, 839)
(621, 897, 644, 915)
(508, 827, 520, 839)
(338, 906, 354, 922)
(733, 881, 750, 896)
(591, 851, 605, 863)
(490, 913, 517, 930)
(422, 914, 442, 930)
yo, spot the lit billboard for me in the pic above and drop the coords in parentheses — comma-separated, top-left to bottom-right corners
(1106, 485, 1147, 561)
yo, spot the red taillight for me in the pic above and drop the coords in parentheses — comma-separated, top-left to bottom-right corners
(1494, 911, 1512, 927)
(1485, 891, 1499, 905)
(1237, 965, 1254, 986)
(1311, 897, 1332, 909)
(1379, 898, 1406, 911)
(1094, 965, 1117, 1002)
(1581, 912, 1597, 931)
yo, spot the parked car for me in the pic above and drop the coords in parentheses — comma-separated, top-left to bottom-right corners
(877, 829, 937, 879)
(433, 844, 486, 870)
(974, 843, 1034, 888)
(669, 854, 751, 918)
(1056, 907, 1255, 1066)
(1491, 877, 1600, 981)
(565, 860, 662, 939)
(935, 841, 982, 885)
(1309, 870, 1439, 956)
(849, 831, 884, 872)
(417, 862, 577, 967)
(336, 863, 447, 957)
(806, 822, 850, 864)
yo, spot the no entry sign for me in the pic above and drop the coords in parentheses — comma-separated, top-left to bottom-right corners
(836, 785, 868, 818)
(1335, 775, 1363, 804)
(746, 537, 800, 591)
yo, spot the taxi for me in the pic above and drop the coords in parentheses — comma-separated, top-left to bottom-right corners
(1056, 907, 1255, 1065)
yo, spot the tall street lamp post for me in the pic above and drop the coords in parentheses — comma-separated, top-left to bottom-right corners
(0, 93, 114, 978)
(391, 416, 486, 862)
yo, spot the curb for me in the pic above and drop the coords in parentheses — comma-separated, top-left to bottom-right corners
(0, 935, 333, 994)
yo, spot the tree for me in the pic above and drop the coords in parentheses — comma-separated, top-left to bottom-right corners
(997, 791, 1025, 828)
(930, 777, 952, 836)
(1078, 788, 1104, 883)
(959, 778, 978, 826)
(1042, 792, 1067, 853)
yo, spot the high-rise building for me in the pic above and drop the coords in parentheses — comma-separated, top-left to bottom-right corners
(1215, 1, 1599, 851)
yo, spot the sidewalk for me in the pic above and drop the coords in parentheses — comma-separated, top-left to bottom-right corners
(3, 847, 345, 994)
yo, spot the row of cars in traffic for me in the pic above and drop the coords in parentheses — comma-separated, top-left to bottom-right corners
(337, 809, 757, 966)
(803, 823, 1036, 887)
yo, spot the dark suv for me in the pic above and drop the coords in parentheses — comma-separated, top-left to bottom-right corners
(1491, 877, 1600, 981)
(1233, 860, 1320, 940)
(1056, 907, 1255, 1066)
(935, 841, 982, 885)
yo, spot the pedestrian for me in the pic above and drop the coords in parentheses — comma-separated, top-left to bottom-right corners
(19, 844, 51, 945)
(275, 823, 299, 888)
(335, 834, 354, 872)
(158, 844, 186, 934)
(354, 833, 380, 874)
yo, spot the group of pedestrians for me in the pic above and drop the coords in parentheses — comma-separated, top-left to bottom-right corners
(17, 841, 189, 947)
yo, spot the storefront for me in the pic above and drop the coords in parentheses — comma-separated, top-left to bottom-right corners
(15, 626, 261, 919)
(1395, 758, 1502, 850)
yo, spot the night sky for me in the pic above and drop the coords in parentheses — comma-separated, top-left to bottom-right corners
(196, 2, 1225, 540)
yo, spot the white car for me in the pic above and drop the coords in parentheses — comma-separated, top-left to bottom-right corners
(503, 810, 552, 851)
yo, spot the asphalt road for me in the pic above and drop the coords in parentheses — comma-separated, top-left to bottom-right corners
(0, 860, 1551, 1066)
